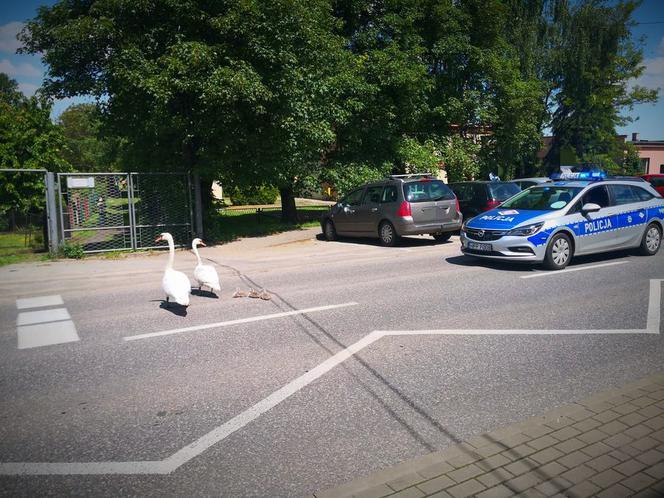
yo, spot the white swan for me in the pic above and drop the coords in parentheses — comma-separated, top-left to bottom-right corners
(155, 232, 191, 306)
(192, 238, 221, 293)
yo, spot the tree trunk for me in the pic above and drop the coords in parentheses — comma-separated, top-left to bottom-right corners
(279, 185, 298, 223)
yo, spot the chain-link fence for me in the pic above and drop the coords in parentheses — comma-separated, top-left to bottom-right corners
(0, 170, 48, 260)
(58, 172, 193, 253)
(58, 173, 132, 252)
(131, 173, 193, 250)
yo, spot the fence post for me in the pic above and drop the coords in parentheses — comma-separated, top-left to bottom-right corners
(45, 172, 60, 254)
(193, 172, 204, 237)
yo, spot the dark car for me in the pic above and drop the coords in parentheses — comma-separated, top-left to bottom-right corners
(320, 174, 462, 246)
(643, 174, 664, 196)
(448, 181, 521, 219)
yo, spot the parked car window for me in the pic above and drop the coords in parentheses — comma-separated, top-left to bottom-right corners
(487, 183, 521, 201)
(381, 185, 397, 203)
(631, 186, 655, 202)
(364, 186, 384, 204)
(402, 180, 454, 203)
(451, 183, 469, 200)
(609, 184, 638, 205)
(501, 186, 582, 211)
(344, 189, 364, 206)
(650, 177, 664, 187)
(471, 184, 486, 201)
(582, 185, 611, 208)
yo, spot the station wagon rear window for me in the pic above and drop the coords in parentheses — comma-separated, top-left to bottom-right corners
(402, 180, 455, 203)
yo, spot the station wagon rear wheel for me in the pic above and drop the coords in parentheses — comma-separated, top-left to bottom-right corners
(639, 223, 661, 256)
(379, 221, 399, 247)
(543, 233, 572, 270)
(324, 220, 337, 241)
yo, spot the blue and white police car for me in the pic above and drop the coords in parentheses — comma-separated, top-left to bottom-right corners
(460, 172, 664, 270)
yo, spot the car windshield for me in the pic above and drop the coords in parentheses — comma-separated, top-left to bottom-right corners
(402, 180, 455, 202)
(487, 183, 521, 201)
(500, 186, 583, 211)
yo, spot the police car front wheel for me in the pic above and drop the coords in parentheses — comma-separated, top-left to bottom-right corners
(639, 223, 661, 256)
(543, 233, 572, 270)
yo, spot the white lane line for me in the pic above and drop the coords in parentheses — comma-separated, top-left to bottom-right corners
(648, 278, 661, 333)
(163, 331, 384, 470)
(122, 302, 359, 342)
(521, 260, 629, 279)
(2, 280, 660, 476)
(16, 295, 64, 310)
(16, 308, 71, 326)
(17, 321, 80, 349)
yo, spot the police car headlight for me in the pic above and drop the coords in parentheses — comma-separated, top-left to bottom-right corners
(507, 223, 544, 236)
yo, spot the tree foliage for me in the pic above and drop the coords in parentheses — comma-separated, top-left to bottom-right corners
(0, 73, 70, 218)
(546, 0, 658, 170)
(58, 103, 124, 172)
(17, 0, 659, 224)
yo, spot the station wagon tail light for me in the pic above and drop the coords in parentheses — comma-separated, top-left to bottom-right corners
(455, 196, 460, 213)
(484, 200, 501, 211)
(397, 201, 412, 217)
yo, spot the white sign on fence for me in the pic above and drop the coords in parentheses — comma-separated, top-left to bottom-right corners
(66, 177, 95, 189)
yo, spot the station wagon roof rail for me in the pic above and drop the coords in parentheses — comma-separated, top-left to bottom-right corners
(388, 173, 435, 180)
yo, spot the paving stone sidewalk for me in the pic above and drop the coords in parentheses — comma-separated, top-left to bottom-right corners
(313, 372, 664, 498)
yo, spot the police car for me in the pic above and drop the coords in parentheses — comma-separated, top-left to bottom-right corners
(460, 171, 664, 270)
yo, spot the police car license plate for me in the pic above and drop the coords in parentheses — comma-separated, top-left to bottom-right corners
(468, 241, 492, 252)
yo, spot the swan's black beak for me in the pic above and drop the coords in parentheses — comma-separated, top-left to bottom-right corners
(155, 235, 163, 243)
(199, 241, 206, 247)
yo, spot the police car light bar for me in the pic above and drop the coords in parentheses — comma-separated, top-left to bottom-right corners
(549, 170, 607, 181)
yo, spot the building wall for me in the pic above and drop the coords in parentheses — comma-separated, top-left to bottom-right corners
(635, 146, 664, 175)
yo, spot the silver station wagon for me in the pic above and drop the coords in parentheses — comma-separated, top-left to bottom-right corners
(321, 174, 462, 246)
(460, 177, 664, 270)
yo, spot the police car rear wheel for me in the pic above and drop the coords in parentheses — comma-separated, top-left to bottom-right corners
(544, 233, 572, 270)
(640, 223, 661, 256)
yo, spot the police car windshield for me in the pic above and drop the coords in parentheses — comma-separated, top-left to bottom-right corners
(499, 186, 583, 211)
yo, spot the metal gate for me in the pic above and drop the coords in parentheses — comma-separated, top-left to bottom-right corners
(58, 172, 193, 253)
(0, 169, 52, 258)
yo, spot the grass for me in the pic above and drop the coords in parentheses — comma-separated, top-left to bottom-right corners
(207, 207, 323, 243)
(0, 204, 328, 265)
(0, 231, 50, 267)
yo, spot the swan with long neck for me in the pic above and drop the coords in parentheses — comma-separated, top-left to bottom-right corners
(155, 232, 191, 306)
(192, 238, 221, 293)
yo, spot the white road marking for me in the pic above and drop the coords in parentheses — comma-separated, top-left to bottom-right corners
(16, 308, 71, 326)
(122, 302, 359, 342)
(163, 330, 384, 470)
(17, 321, 80, 349)
(1, 280, 660, 475)
(521, 260, 629, 279)
(16, 295, 64, 310)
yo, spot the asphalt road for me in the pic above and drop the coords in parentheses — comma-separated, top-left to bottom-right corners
(0, 229, 662, 497)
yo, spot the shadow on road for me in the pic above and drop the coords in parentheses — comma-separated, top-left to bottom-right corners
(445, 255, 533, 272)
(315, 233, 452, 248)
(191, 289, 219, 299)
(158, 301, 188, 316)
(446, 248, 636, 274)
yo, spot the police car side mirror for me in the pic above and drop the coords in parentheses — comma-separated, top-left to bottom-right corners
(581, 203, 601, 214)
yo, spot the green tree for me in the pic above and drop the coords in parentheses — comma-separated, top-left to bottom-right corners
(546, 0, 658, 170)
(0, 73, 70, 226)
(57, 103, 124, 172)
(21, 0, 363, 223)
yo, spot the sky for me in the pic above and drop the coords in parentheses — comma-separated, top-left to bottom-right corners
(0, 0, 663, 139)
